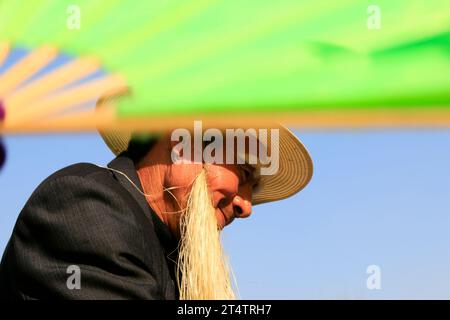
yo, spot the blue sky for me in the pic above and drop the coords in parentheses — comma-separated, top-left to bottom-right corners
(1, 129, 449, 299)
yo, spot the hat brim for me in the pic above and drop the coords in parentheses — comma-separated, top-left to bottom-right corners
(251, 126, 313, 204)
(99, 124, 313, 205)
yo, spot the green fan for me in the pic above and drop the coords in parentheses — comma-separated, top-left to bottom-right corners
(0, 0, 449, 133)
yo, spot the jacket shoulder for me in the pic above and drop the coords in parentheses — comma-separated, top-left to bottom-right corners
(42, 162, 108, 183)
(33, 162, 124, 198)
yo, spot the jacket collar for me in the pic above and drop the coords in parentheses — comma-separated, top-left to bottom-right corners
(107, 152, 178, 257)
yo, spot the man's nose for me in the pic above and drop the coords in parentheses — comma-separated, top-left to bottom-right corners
(232, 195, 252, 218)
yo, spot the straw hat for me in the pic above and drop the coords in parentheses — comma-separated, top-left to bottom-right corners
(100, 124, 313, 205)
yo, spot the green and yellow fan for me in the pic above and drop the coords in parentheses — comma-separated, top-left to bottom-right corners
(0, 0, 449, 138)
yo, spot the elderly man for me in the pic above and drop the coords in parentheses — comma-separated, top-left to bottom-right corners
(0, 124, 312, 300)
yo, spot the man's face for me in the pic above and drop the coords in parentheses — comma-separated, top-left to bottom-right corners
(167, 162, 258, 230)
(165, 129, 262, 231)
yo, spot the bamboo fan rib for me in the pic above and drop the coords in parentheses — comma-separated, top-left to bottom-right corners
(5, 57, 101, 109)
(0, 43, 9, 67)
(3, 109, 450, 134)
(0, 46, 58, 97)
(0, 45, 127, 131)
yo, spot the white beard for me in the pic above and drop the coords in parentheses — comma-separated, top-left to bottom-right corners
(176, 169, 237, 300)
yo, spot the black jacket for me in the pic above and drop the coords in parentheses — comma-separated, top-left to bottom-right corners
(0, 152, 179, 299)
